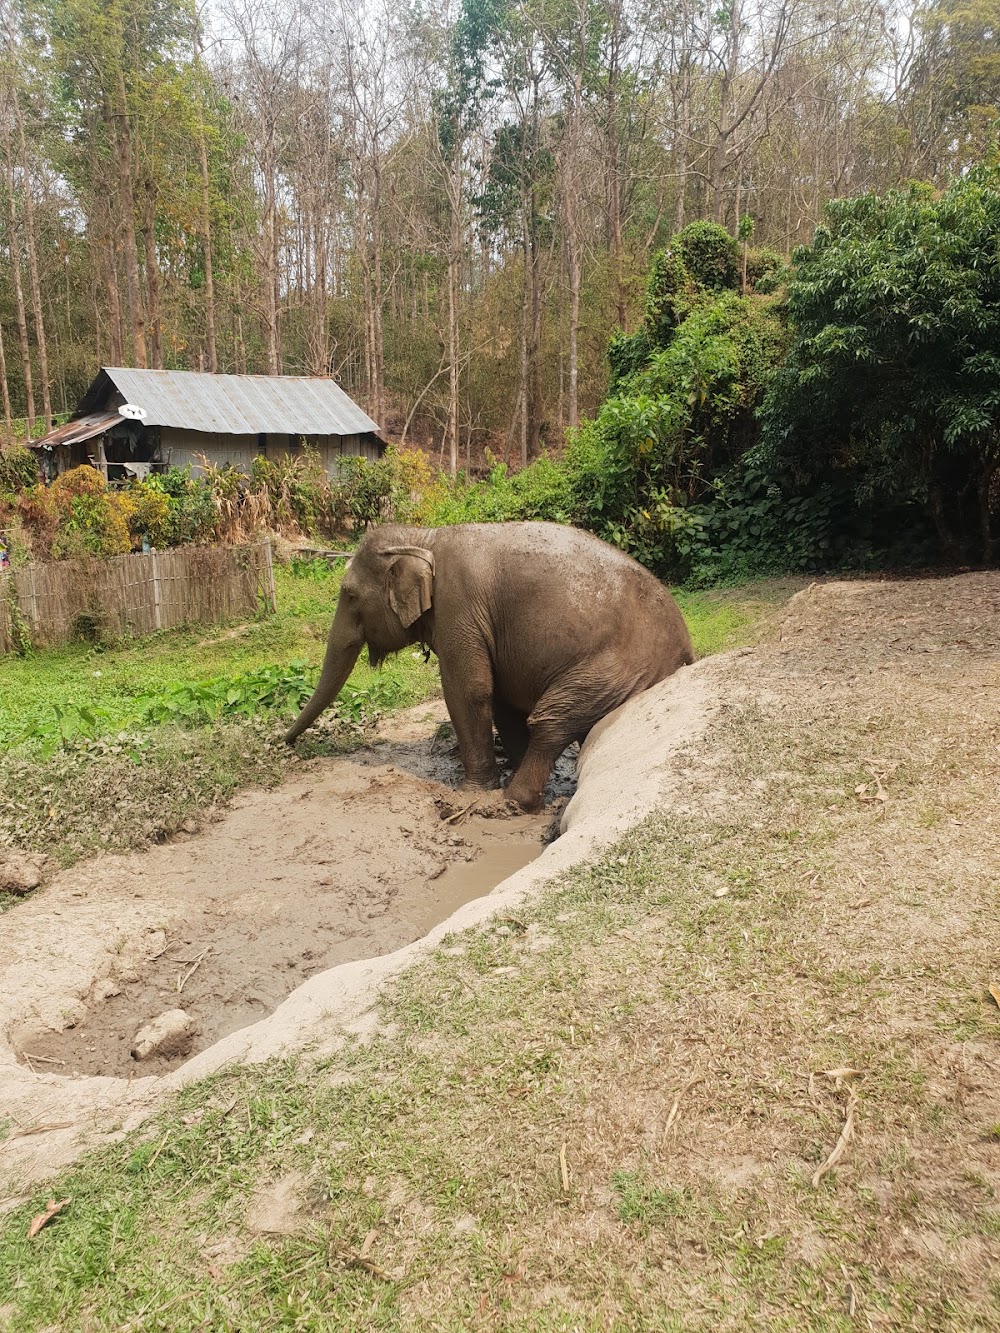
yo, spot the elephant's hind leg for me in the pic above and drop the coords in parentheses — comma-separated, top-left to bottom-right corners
(493, 700, 530, 771)
(503, 700, 583, 813)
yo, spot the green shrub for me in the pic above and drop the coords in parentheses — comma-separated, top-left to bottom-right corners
(745, 246, 784, 292)
(643, 247, 696, 345)
(420, 455, 573, 526)
(607, 328, 653, 392)
(567, 291, 786, 572)
(143, 467, 217, 545)
(762, 164, 1000, 563)
(676, 221, 740, 291)
(0, 446, 37, 495)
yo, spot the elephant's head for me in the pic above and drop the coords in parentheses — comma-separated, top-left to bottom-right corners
(285, 531, 434, 742)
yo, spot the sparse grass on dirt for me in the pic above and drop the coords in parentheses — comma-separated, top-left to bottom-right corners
(1, 574, 997, 1330)
(0, 566, 772, 867)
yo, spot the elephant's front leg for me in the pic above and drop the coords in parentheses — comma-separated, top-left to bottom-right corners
(439, 657, 499, 791)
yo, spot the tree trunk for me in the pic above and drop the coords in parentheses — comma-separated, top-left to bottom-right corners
(142, 182, 163, 368)
(527, 186, 543, 459)
(100, 215, 125, 366)
(14, 94, 51, 428)
(606, 16, 626, 328)
(0, 316, 12, 436)
(1, 110, 34, 434)
(113, 72, 147, 367)
(447, 213, 460, 477)
(979, 460, 998, 565)
(370, 165, 385, 426)
(198, 114, 218, 373)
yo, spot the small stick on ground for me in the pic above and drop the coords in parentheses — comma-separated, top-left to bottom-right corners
(146, 1129, 171, 1171)
(19, 1053, 66, 1067)
(177, 947, 210, 994)
(559, 1142, 570, 1193)
(444, 800, 478, 825)
(5, 1121, 73, 1143)
(661, 1076, 704, 1149)
(812, 1091, 857, 1188)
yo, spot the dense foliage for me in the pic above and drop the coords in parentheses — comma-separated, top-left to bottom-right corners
(563, 224, 801, 580)
(762, 166, 1000, 563)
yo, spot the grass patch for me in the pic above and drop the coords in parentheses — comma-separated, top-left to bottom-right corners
(0, 559, 438, 864)
(675, 575, 802, 657)
(0, 561, 433, 749)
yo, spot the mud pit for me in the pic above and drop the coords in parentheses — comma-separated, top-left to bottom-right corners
(4, 702, 575, 1079)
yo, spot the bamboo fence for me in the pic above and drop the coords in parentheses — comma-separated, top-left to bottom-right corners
(0, 541, 276, 653)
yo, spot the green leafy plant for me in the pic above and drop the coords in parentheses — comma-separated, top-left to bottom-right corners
(762, 164, 1000, 563)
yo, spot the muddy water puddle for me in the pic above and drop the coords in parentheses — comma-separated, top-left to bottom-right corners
(7, 708, 570, 1080)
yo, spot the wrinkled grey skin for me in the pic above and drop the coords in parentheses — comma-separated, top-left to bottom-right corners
(286, 522, 694, 812)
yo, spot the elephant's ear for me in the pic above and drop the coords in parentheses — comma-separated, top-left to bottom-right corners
(385, 547, 434, 628)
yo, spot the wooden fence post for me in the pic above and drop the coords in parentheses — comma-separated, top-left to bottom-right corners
(150, 551, 162, 630)
(27, 564, 38, 634)
(263, 540, 277, 613)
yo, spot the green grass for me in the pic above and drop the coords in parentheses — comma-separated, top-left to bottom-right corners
(0, 559, 439, 865)
(0, 561, 433, 749)
(674, 576, 800, 657)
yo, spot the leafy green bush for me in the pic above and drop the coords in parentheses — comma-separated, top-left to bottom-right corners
(567, 291, 786, 572)
(676, 221, 740, 292)
(143, 467, 217, 545)
(0, 446, 37, 495)
(607, 328, 653, 392)
(745, 246, 784, 293)
(762, 164, 1000, 563)
(419, 456, 573, 526)
(643, 247, 696, 345)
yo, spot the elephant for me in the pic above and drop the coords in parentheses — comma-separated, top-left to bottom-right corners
(285, 522, 694, 812)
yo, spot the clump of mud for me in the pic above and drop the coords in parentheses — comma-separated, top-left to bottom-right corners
(4, 704, 576, 1079)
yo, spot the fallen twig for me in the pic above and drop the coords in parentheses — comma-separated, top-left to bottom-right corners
(443, 800, 478, 825)
(661, 1076, 704, 1149)
(329, 1239, 397, 1281)
(3, 1121, 73, 1145)
(811, 1069, 863, 1188)
(19, 1052, 65, 1067)
(177, 947, 210, 994)
(146, 1129, 171, 1171)
(559, 1142, 570, 1193)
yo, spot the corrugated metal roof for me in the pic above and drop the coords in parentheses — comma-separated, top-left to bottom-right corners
(97, 368, 382, 438)
(30, 411, 121, 450)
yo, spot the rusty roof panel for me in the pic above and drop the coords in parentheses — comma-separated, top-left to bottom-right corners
(30, 411, 121, 450)
(100, 368, 382, 438)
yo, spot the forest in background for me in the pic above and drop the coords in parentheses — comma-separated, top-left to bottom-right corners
(1, 0, 998, 470)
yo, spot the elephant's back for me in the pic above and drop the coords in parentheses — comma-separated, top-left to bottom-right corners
(435, 521, 693, 690)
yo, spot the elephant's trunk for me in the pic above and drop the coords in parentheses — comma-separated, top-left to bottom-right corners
(285, 606, 364, 743)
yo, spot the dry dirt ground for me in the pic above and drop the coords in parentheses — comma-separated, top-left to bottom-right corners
(0, 573, 998, 1331)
